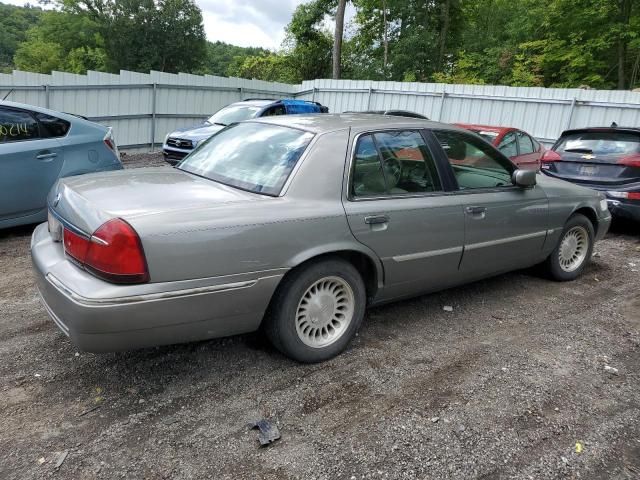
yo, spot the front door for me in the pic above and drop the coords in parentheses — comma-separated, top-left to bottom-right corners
(431, 129, 549, 279)
(343, 129, 465, 301)
(0, 106, 64, 222)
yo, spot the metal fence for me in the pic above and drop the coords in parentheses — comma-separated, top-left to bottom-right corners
(2, 70, 640, 151)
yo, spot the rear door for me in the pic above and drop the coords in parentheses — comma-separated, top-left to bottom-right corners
(515, 131, 541, 170)
(432, 129, 549, 278)
(0, 106, 65, 222)
(343, 129, 465, 300)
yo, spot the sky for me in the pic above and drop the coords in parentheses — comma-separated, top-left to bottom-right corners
(2, 0, 317, 50)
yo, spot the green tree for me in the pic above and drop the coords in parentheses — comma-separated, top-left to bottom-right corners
(196, 41, 270, 77)
(58, 0, 207, 73)
(0, 3, 43, 72)
(14, 10, 106, 74)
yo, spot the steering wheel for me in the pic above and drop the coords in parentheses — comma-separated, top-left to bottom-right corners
(383, 158, 402, 186)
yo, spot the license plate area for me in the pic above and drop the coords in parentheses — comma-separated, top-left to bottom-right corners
(579, 165, 598, 176)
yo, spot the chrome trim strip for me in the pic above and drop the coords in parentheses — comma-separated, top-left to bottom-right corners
(393, 246, 463, 263)
(465, 231, 547, 251)
(46, 274, 265, 306)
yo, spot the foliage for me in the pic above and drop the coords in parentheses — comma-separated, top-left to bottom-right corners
(0, 3, 43, 73)
(196, 42, 270, 77)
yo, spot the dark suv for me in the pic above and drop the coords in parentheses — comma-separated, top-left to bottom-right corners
(162, 99, 328, 164)
(541, 126, 640, 222)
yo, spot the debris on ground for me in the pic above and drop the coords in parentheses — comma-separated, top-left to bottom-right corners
(575, 441, 583, 454)
(604, 365, 619, 375)
(430, 417, 440, 423)
(249, 419, 281, 446)
(54, 451, 68, 470)
(443, 305, 453, 312)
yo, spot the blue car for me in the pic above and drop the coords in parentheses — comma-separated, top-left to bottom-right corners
(162, 98, 329, 164)
(0, 101, 122, 229)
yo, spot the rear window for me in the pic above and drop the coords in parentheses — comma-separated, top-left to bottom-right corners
(557, 131, 640, 155)
(177, 122, 313, 196)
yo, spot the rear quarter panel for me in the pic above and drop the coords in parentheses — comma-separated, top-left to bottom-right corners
(58, 120, 121, 177)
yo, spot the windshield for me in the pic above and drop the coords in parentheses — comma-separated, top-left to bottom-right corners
(178, 122, 314, 196)
(557, 131, 640, 155)
(207, 105, 263, 125)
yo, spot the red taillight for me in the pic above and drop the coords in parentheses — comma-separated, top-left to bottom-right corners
(63, 228, 91, 264)
(618, 154, 640, 168)
(104, 137, 116, 151)
(628, 192, 640, 200)
(541, 150, 562, 162)
(63, 219, 149, 284)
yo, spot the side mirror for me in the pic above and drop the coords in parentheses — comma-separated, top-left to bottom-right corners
(512, 169, 537, 188)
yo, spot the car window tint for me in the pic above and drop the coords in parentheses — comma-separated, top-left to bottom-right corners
(262, 105, 286, 117)
(352, 135, 387, 197)
(517, 132, 534, 154)
(498, 132, 518, 157)
(556, 131, 640, 155)
(35, 112, 71, 138)
(0, 107, 39, 143)
(373, 131, 441, 193)
(434, 130, 514, 190)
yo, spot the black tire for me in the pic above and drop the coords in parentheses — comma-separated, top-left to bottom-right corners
(544, 213, 595, 281)
(264, 258, 366, 363)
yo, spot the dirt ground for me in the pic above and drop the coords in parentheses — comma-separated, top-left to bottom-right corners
(1, 154, 639, 480)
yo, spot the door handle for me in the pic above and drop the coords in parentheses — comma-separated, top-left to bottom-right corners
(465, 206, 487, 216)
(36, 152, 58, 160)
(364, 214, 389, 225)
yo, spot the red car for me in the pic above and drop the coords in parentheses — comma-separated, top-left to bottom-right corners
(455, 123, 545, 170)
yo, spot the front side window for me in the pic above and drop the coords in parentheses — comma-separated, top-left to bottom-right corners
(517, 132, 534, 154)
(262, 105, 286, 117)
(207, 105, 263, 126)
(35, 112, 71, 138)
(434, 130, 514, 190)
(498, 132, 518, 157)
(0, 107, 39, 143)
(178, 122, 313, 196)
(352, 130, 442, 197)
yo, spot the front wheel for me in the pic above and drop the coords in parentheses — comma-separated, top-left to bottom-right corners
(264, 258, 366, 363)
(544, 213, 594, 281)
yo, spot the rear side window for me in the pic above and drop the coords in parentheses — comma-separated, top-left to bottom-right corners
(0, 107, 39, 143)
(35, 112, 71, 138)
(517, 132, 534, 154)
(557, 131, 640, 155)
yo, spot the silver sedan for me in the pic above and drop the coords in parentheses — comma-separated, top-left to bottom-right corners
(31, 114, 611, 362)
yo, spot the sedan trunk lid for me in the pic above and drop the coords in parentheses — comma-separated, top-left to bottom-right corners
(48, 167, 265, 234)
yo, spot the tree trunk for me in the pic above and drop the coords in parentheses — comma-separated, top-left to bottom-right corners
(383, 0, 388, 75)
(617, 0, 632, 90)
(332, 0, 348, 79)
(438, 0, 451, 71)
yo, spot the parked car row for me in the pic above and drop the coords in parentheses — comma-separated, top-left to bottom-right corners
(0, 97, 635, 362)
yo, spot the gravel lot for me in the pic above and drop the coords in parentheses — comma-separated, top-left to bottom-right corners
(1, 153, 639, 479)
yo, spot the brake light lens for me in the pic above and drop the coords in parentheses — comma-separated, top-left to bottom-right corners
(63, 219, 149, 284)
(607, 191, 640, 200)
(541, 150, 562, 162)
(104, 127, 120, 159)
(617, 154, 640, 168)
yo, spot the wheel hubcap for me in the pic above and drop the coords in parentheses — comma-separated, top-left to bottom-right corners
(558, 226, 589, 272)
(295, 276, 355, 348)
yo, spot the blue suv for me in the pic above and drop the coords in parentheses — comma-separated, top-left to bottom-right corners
(162, 99, 329, 164)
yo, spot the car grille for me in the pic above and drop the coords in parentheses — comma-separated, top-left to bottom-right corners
(166, 137, 194, 150)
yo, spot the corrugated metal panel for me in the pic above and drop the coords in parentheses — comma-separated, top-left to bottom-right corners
(2, 71, 639, 150)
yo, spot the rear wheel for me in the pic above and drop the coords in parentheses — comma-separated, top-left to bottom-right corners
(264, 258, 366, 363)
(545, 213, 594, 281)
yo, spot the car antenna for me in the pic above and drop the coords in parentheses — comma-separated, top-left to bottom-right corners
(2, 89, 13, 101)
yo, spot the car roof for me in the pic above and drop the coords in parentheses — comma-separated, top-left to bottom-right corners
(560, 127, 640, 136)
(455, 123, 512, 134)
(0, 100, 81, 122)
(251, 113, 459, 134)
(231, 99, 277, 107)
